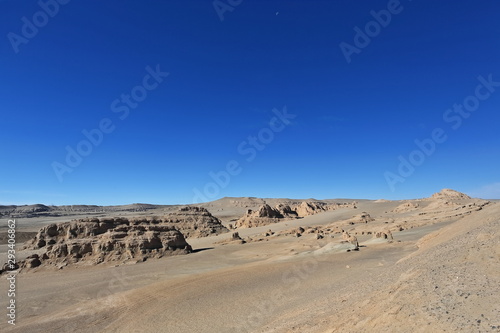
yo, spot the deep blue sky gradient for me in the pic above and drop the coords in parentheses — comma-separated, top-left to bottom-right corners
(1, 0, 499, 205)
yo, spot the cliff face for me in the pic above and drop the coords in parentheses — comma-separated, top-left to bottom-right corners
(234, 204, 285, 228)
(234, 201, 357, 228)
(11, 206, 229, 270)
(162, 206, 229, 237)
(18, 217, 192, 269)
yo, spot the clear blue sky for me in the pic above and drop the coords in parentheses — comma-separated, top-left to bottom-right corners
(1, 0, 499, 205)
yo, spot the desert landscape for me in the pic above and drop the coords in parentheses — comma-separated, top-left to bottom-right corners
(0, 189, 498, 332)
(3, 1, 500, 332)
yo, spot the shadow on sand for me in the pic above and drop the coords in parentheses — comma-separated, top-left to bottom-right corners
(191, 247, 214, 253)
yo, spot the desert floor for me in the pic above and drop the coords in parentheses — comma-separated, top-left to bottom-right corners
(0, 198, 499, 333)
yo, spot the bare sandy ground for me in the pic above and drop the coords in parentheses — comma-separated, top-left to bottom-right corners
(0, 197, 498, 332)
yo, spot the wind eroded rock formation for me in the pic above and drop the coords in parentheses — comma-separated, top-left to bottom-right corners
(18, 217, 192, 270)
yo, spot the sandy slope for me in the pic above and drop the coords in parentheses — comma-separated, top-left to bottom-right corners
(0, 198, 498, 333)
(278, 202, 500, 333)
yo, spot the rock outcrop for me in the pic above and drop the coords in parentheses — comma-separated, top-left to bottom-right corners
(234, 204, 284, 228)
(348, 212, 375, 224)
(430, 189, 471, 200)
(293, 201, 356, 217)
(162, 206, 228, 238)
(234, 201, 357, 228)
(391, 202, 419, 213)
(342, 231, 359, 250)
(374, 230, 393, 240)
(252, 204, 284, 218)
(275, 204, 298, 217)
(294, 201, 326, 217)
(20, 217, 192, 269)
(215, 232, 246, 245)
